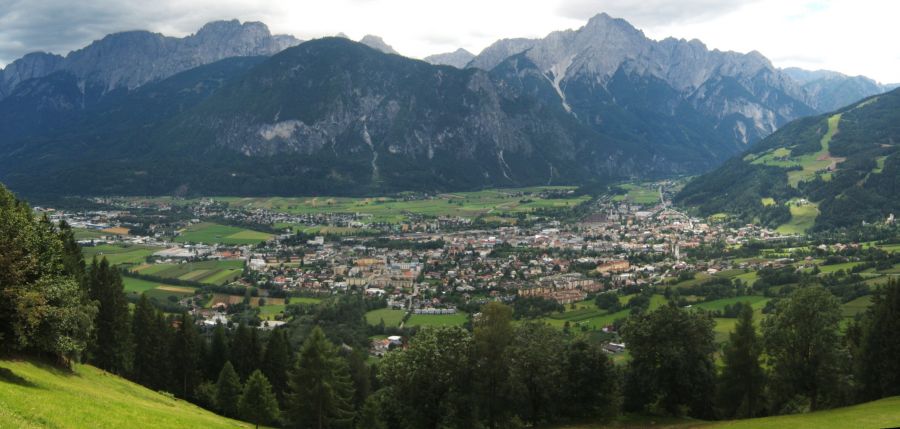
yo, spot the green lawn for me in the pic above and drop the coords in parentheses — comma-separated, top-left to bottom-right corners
(365, 308, 406, 327)
(174, 222, 272, 245)
(130, 260, 244, 286)
(817, 261, 862, 274)
(841, 295, 873, 318)
(406, 312, 468, 327)
(0, 359, 255, 428)
(259, 304, 286, 320)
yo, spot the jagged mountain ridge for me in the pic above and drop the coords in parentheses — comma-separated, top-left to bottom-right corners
(424, 48, 476, 68)
(0, 20, 300, 98)
(782, 67, 896, 111)
(468, 13, 815, 145)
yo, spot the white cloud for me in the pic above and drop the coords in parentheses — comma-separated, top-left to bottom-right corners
(0, 0, 898, 83)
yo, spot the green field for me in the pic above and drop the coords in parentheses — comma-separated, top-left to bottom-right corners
(551, 396, 900, 428)
(131, 260, 244, 285)
(122, 277, 196, 303)
(129, 187, 588, 225)
(776, 202, 819, 235)
(174, 222, 272, 245)
(0, 359, 255, 428)
(259, 304, 286, 320)
(787, 113, 843, 188)
(612, 183, 661, 205)
(841, 295, 873, 318)
(406, 312, 468, 327)
(73, 228, 107, 240)
(365, 308, 407, 326)
(82, 244, 158, 267)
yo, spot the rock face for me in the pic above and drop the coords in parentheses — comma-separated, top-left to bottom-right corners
(783, 67, 893, 111)
(359, 35, 399, 55)
(424, 48, 475, 68)
(0, 20, 300, 99)
(469, 13, 815, 145)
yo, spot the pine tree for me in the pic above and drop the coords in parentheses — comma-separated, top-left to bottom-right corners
(57, 220, 87, 289)
(216, 361, 242, 418)
(718, 305, 765, 418)
(131, 294, 156, 385)
(261, 329, 292, 405)
(88, 257, 133, 374)
(286, 326, 355, 429)
(172, 312, 201, 398)
(206, 323, 230, 381)
(239, 369, 280, 429)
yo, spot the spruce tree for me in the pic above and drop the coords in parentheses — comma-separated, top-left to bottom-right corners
(88, 257, 133, 374)
(239, 369, 281, 429)
(261, 329, 292, 405)
(231, 322, 261, 380)
(206, 323, 230, 381)
(718, 305, 765, 418)
(131, 294, 156, 385)
(216, 361, 242, 418)
(172, 312, 201, 398)
(286, 326, 355, 429)
(857, 279, 900, 400)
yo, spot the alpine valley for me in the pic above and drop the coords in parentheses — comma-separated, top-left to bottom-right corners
(0, 14, 893, 197)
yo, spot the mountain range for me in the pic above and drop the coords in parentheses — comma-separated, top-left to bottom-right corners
(0, 14, 895, 198)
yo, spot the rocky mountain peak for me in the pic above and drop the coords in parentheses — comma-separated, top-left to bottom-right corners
(424, 48, 475, 68)
(359, 35, 399, 55)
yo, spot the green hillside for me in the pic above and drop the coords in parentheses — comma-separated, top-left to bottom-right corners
(554, 396, 900, 428)
(0, 359, 253, 429)
(676, 88, 900, 232)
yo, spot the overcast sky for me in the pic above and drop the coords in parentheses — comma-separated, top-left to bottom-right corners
(1, 0, 898, 83)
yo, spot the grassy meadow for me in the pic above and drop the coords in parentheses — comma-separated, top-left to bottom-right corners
(0, 359, 255, 429)
(175, 222, 272, 245)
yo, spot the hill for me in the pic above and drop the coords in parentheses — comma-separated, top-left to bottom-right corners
(676, 88, 900, 232)
(0, 358, 253, 428)
(553, 396, 900, 428)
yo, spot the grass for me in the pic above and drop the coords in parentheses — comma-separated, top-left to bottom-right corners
(131, 260, 244, 286)
(787, 113, 843, 188)
(0, 359, 255, 428)
(365, 308, 407, 326)
(259, 304, 286, 320)
(613, 183, 661, 205)
(406, 312, 468, 327)
(549, 396, 900, 428)
(841, 295, 872, 318)
(175, 222, 272, 245)
(817, 261, 862, 274)
(760, 198, 776, 207)
(873, 156, 888, 174)
(82, 244, 158, 267)
(776, 202, 819, 235)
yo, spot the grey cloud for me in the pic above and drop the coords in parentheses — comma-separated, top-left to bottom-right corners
(556, 0, 760, 27)
(0, 0, 273, 66)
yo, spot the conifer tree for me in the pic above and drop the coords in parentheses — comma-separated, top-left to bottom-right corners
(88, 257, 133, 374)
(206, 323, 230, 381)
(286, 326, 355, 429)
(216, 361, 242, 418)
(239, 369, 281, 429)
(231, 322, 261, 380)
(172, 312, 201, 398)
(718, 305, 765, 418)
(857, 279, 900, 400)
(261, 329, 292, 405)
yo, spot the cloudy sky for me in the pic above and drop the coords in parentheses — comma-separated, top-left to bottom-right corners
(1, 0, 898, 83)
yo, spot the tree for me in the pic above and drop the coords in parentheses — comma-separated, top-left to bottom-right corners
(473, 302, 515, 428)
(856, 279, 900, 400)
(764, 286, 844, 411)
(286, 326, 355, 429)
(718, 305, 765, 418)
(507, 321, 565, 424)
(0, 185, 95, 365)
(239, 369, 281, 429)
(216, 361, 242, 418)
(57, 220, 87, 289)
(595, 293, 622, 312)
(622, 304, 717, 418)
(561, 340, 620, 420)
(206, 323, 230, 381)
(261, 329, 291, 405)
(171, 312, 201, 398)
(231, 322, 261, 381)
(378, 326, 475, 429)
(87, 257, 133, 374)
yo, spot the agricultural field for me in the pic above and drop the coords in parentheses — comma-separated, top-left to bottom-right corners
(406, 312, 468, 328)
(174, 222, 272, 245)
(72, 228, 108, 240)
(841, 295, 873, 319)
(129, 186, 589, 224)
(81, 244, 159, 267)
(611, 183, 661, 205)
(122, 276, 196, 302)
(776, 202, 819, 235)
(207, 293, 285, 308)
(365, 308, 407, 327)
(0, 359, 256, 429)
(130, 260, 244, 285)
